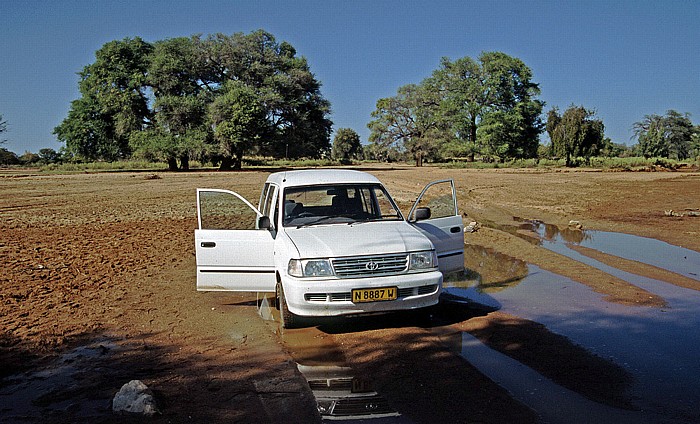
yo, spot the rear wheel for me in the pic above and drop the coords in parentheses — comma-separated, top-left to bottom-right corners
(276, 283, 298, 329)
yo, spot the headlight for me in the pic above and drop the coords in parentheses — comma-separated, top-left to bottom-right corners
(288, 259, 335, 277)
(409, 250, 438, 270)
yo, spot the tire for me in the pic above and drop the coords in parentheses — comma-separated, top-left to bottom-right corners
(276, 283, 298, 329)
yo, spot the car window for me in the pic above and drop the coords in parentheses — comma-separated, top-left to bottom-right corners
(283, 184, 401, 227)
(199, 191, 258, 230)
(409, 180, 456, 220)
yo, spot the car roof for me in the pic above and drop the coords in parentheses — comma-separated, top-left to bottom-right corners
(266, 169, 382, 188)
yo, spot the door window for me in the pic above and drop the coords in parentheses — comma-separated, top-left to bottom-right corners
(198, 190, 259, 230)
(408, 180, 457, 221)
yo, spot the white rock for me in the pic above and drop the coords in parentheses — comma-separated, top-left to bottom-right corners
(112, 379, 159, 416)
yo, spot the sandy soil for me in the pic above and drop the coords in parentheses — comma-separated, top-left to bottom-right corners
(1, 165, 699, 423)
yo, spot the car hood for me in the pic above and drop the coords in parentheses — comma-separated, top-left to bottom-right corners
(284, 221, 433, 258)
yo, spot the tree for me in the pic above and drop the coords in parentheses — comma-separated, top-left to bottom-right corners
(547, 105, 605, 166)
(633, 111, 697, 160)
(0, 148, 19, 165)
(19, 151, 40, 165)
(431, 52, 544, 161)
(664, 111, 696, 160)
(38, 148, 61, 164)
(209, 81, 269, 170)
(197, 30, 332, 160)
(140, 36, 213, 170)
(0, 113, 7, 144)
(56, 30, 332, 167)
(332, 128, 363, 163)
(368, 83, 445, 166)
(55, 37, 153, 161)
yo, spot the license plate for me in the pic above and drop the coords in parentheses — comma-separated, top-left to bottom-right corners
(351, 287, 398, 303)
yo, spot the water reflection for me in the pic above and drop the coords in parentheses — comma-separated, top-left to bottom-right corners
(297, 364, 402, 421)
(452, 222, 700, 421)
(257, 294, 405, 422)
(525, 219, 700, 280)
(449, 244, 529, 293)
(456, 259, 700, 422)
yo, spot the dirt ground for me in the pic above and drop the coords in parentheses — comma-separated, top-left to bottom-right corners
(1, 165, 699, 423)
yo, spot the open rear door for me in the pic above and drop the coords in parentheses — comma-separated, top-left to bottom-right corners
(408, 180, 464, 275)
(195, 189, 276, 292)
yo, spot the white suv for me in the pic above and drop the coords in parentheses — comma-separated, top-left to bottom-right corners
(195, 169, 464, 328)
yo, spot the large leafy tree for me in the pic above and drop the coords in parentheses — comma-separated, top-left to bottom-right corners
(55, 37, 153, 160)
(431, 52, 544, 161)
(331, 128, 363, 163)
(547, 105, 605, 166)
(56, 31, 332, 166)
(368, 83, 446, 166)
(209, 81, 270, 170)
(196, 30, 332, 160)
(634, 110, 697, 160)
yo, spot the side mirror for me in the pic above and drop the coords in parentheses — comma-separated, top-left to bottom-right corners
(414, 207, 431, 221)
(258, 215, 271, 230)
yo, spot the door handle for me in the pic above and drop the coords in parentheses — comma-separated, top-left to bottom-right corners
(450, 227, 461, 233)
(200, 242, 216, 248)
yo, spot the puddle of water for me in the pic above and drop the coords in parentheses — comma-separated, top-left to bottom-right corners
(448, 244, 529, 293)
(257, 294, 408, 422)
(446, 264, 700, 423)
(0, 339, 117, 420)
(297, 364, 407, 422)
(459, 332, 665, 424)
(534, 222, 700, 281)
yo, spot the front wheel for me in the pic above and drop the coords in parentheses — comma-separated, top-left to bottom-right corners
(276, 283, 298, 329)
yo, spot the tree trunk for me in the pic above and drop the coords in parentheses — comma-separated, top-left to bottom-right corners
(415, 151, 423, 167)
(179, 155, 190, 171)
(167, 157, 178, 172)
(219, 157, 233, 171)
(233, 153, 242, 170)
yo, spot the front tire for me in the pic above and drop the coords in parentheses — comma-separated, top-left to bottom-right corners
(276, 283, 298, 329)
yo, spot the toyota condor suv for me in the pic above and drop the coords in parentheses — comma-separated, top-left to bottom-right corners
(195, 169, 464, 328)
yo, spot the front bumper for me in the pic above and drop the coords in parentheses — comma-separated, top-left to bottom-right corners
(281, 270, 443, 317)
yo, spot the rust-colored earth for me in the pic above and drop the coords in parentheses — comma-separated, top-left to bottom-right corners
(1, 165, 699, 422)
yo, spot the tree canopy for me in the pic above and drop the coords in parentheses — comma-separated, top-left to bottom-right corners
(547, 105, 605, 166)
(54, 30, 332, 168)
(331, 128, 363, 163)
(368, 52, 544, 165)
(633, 110, 698, 160)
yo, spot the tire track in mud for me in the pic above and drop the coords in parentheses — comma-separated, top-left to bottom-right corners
(465, 227, 666, 307)
(569, 245, 700, 291)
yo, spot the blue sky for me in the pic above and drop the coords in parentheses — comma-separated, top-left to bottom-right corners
(1, 0, 698, 154)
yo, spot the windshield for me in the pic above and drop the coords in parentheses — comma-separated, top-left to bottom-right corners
(282, 184, 403, 227)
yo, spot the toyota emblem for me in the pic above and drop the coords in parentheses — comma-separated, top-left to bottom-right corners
(365, 261, 379, 271)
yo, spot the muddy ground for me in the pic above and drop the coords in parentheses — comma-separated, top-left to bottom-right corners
(1, 165, 699, 423)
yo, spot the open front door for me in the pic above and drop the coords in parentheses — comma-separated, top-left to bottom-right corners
(195, 189, 276, 292)
(408, 179, 464, 275)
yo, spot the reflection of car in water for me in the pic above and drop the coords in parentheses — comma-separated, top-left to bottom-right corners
(194, 169, 464, 328)
(297, 364, 400, 421)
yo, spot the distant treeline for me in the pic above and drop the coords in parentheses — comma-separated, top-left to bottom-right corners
(2, 30, 699, 168)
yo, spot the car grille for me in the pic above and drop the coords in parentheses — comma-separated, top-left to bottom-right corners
(332, 253, 408, 278)
(329, 395, 394, 416)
